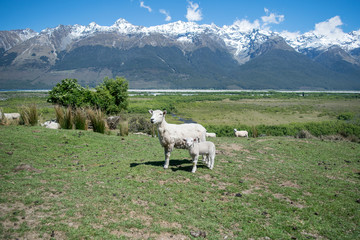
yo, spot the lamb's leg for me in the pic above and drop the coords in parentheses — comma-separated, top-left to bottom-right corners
(164, 147, 171, 169)
(206, 154, 211, 168)
(210, 154, 215, 170)
(191, 155, 199, 173)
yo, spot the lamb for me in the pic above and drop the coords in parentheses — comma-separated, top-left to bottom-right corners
(184, 138, 215, 173)
(234, 129, 248, 138)
(149, 109, 207, 169)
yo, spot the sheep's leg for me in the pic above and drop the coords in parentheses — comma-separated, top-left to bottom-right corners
(164, 147, 171, 169)
(209, 154, 215, 170)
(192, 155, 199, 173)
(206, 154, 211, 168)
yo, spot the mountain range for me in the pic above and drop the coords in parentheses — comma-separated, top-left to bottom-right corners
(1, 18, 360, 90)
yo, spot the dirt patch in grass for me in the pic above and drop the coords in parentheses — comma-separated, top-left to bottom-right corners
(159, 177, 191, 185)
(217, 143, 250, 158)
(13, 164, 42, 173)
(159, 220, 182, 229)
(280, 181, 302, 189)
(111, 229, 188, 240)
(132, 199, 151, 208)
(218, 143, 250, 153)
(273, 193, 306, 209)
(0, 201, 53, 233)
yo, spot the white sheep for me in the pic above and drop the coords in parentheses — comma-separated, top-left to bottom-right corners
(0, 111, 20, 120)
(184, 138, 215, 173)
(41, 120, 60, 129)
(206, 132, 216, 138)
(149, 109, 207, 169)
(234, 129, 248, 138)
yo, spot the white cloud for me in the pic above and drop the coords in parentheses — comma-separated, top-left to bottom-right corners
(186, 1, 202, 22)
(160, 9, 171, 21)
(280, 30, 300, 40)
(233, 19, 260, 32)
(140, 1, 152, 12)
(313, 16, 345, 40)
(261, 8, 284, 27)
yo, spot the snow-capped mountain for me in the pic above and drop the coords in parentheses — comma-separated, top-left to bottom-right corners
(0, 29, 38, 52)
(0, 18, 360, 90)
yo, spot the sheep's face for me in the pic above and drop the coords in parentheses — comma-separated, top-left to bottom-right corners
(183, 138, 195, 148)
(149, 109, 166, 124)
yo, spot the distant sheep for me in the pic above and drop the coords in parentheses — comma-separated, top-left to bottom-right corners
(149, 109, 207, 169)
(0, 111, 20, 120)
(234, 129, 248, 138)
(206, 132, 216, 138)
(41, 120, 60, 129)
(184, 138, 215, 173)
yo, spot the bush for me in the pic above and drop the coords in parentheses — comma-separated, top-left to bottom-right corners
(205, 121, 360, 138)
(48, 77, 129, 114)
(93, 77, 129, 114)
(128, 116, 156, 136)
(106, 116, 121, 130)
(19, 104, 38, 126)
(47, 79, 90, 107)
(337, 112, 354, 121)
(295, 130, 315, 139)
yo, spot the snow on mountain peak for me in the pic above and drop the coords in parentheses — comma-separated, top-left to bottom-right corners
(3, 17, 360, 61)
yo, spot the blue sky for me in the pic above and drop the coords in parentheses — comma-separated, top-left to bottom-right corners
(1, 0, 359, 34)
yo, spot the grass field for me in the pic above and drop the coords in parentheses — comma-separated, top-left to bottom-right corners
(1, 91, 360, 239)
(1, 126, 359, 239)
(2, 92, 360, 127)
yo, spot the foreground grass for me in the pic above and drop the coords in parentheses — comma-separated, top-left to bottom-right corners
(0, 126, 359, 239)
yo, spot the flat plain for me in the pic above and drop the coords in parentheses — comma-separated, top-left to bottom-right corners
(0, 91, 359, 239)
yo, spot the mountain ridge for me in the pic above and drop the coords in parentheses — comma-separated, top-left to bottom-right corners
(0, 18, 360, 90)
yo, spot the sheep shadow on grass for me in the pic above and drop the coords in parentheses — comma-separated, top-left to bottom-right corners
(130, 159, 207, 172)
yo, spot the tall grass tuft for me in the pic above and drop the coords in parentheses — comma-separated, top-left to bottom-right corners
(119, 120, 129, 136)
(55, 105, 73, 129)
(0, 108, 10, 126)
(54, 105, 64, 125)
(73, 108, 87, 130)
(87, 108, 107, 134)
(20, 104, 38, 126)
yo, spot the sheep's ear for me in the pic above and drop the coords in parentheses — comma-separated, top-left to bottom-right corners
(163, 110, 167, 115)
(148, 110, 153, 114)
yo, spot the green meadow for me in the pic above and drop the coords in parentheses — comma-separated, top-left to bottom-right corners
(0, 91, 360, 239)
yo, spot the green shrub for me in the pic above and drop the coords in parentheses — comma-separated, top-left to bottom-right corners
(205, 121, 360, 138)
(48, 77, 129, 114)
(47, 79, 90, 107)
(337, 112, 354, 121)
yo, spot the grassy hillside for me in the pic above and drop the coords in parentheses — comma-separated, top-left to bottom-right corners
(1, 126, 359, 239)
